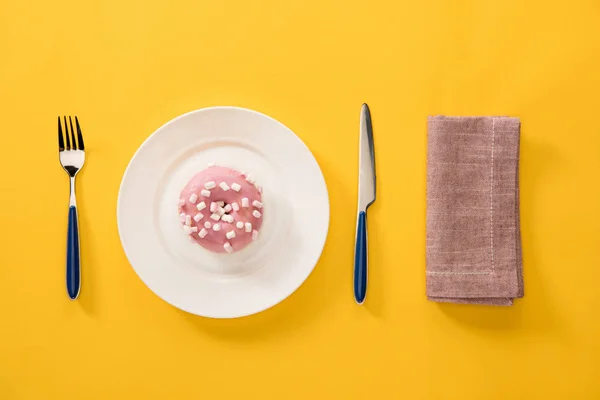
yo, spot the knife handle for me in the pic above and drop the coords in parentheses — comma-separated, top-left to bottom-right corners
(354, 211, 368, 304)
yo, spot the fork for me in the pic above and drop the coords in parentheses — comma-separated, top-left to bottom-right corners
(58, 116, 85, 300)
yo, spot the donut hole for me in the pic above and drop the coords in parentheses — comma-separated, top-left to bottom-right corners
(217, 200, 232, 216)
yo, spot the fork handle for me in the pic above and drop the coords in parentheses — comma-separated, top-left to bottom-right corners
(66, 205, 81, 300)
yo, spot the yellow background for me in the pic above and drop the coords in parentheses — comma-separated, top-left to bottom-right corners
(1, 0, 599, 398)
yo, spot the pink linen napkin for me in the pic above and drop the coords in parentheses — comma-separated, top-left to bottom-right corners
(426, 116, 524, 305)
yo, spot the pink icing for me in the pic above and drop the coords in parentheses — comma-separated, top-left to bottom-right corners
(178, 166, 263, 253)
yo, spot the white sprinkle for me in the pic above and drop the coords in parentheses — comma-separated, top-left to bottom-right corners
(241, 198, 249, 208)
(204, 181, 216, 189)
(224, 242, 233, 253)
(252, 210, 262, 219)
(210, 213, 221, 221)
(252, 230, 259, 240)
(210, 202, 218, 212)
(217, 207, 226, 216)
(245, 174, 255, 184)
(231, 183, 241, 192)
(204, 221, 212, 229)
(252, 200, 263, 209)
(189, 193, 198, 204)
(185, 215, 192, 226)
(236, 221, 244, 229)
(224, 204, 232, 212)
(196, 201, 207, 211)
(179, 212, 186, 222)
(201, 189, 211, 197)
(183, 225, 197, 234)
(226, 230, 236, 239)
(208, 162, 215, 167)
(245, 222, 252, 233)
(219, 182, 230, 191)
(212, 224, 221, 231)
(198, 228, 208, 238)
(222, 215, 234, 223)
(193, 213, 204, 222)
(217, 201, 225, 207)
(178, 198, 185, 206)
(258, 185, 263, 194)
(231, 202, 240, 211)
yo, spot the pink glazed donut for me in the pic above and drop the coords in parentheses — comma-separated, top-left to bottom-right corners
(177, 165, 263, 253)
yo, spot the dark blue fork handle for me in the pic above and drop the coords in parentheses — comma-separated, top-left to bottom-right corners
(354, 211, 368, 304)
(66, 206, 81, 300)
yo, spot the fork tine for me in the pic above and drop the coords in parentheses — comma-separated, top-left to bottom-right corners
(75, 116, 85, 150)
(64, 116, 71, 150)
(58, 116, 65, 151)
(69, 116, 77, 150)
(69, 115, 79, 150)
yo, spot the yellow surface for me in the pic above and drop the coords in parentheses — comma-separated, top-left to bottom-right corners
(1, 0, 600, 398)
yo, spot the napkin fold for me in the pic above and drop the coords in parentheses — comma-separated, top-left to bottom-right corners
(426, 116, 523, 305)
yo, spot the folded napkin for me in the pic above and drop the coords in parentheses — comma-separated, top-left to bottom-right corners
(426, 116, 524, 305)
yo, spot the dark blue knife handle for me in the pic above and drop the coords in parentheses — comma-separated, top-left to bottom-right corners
(354, 211, 368, 304)
(66, 205, 81, 300)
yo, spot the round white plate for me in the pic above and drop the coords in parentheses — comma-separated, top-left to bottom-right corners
(117, 107, 329, 318)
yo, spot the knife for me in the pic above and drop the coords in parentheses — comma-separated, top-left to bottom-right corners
(354, 103, 376, 304)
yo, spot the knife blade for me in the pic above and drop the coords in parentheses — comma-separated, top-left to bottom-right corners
(354, 103, 376, 304)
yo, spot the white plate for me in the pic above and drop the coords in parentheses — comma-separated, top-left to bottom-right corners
(117, 107, 329, 318)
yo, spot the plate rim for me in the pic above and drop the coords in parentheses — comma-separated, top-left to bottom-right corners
(116, 106, 330, 318)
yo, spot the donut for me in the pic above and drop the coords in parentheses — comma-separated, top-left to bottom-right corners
(177, 165, 263, 253)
